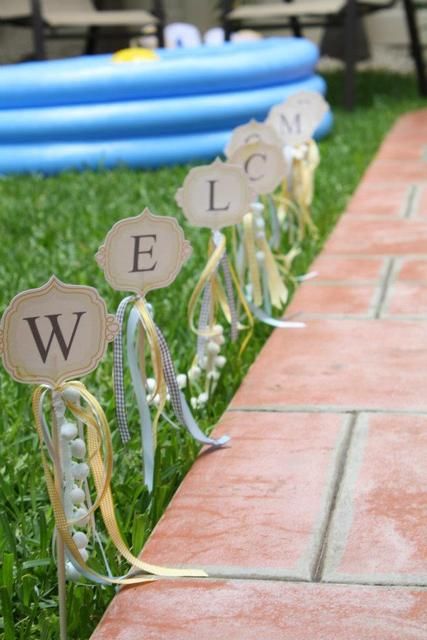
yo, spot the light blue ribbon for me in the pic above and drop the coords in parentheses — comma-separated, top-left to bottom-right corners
(127, 306, 155, 493)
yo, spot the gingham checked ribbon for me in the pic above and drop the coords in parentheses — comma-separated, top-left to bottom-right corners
(196, 280, 212, 366)
(155, 323, 229, 447)
(196, 251, 237, 364)
(154, 325, 186, 425)
(114, 297, 229, 464)
(220, 253, 238, 342)
(113, 295, 134, 443)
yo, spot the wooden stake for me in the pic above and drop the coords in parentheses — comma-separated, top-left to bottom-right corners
(51, 390, 68, 640)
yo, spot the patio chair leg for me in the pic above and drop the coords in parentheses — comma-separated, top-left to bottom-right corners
(156, 23, 165, 48)
(290, 17, 303, 37)
(31, 0, 46, 60)
(402, 0, 427, 97)
(224, 26, 232, 41)
(85, 26, 99, 55)
(343, 0, 357, 110)
(152, 0, 165, 48)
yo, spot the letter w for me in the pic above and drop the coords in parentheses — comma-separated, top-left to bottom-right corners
(23, 312, 86, 363)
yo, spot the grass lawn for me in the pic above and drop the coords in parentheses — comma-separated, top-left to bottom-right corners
(0, 70, 425, 639)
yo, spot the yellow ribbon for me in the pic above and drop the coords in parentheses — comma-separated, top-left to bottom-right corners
(291, 140, 320, 239)
(133, 297, 167, 449)
(241, 212, 288, 311)
(187, 232, 252, 350)
(187, 234, 226, 336)
(227, 259, 254, 355)
(242, 213, 262, 308)
(32, 382, 207, 585)
(258, 237, 289, 309)
(273, 140, 319, 241)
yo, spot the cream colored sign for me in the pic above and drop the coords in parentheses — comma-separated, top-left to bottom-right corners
(267, 91, 329, 146)
(228, 141, 287, 195)
(224, 120, 282, 158)
(176, 158, 253, 230)
(0, 276, 118, 386)
(96, 208, 192, 295)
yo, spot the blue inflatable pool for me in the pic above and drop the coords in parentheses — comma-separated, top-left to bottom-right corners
(0, 38, 333, 174)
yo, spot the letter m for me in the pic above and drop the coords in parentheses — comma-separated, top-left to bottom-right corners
(23, 312, 86, 363)
(280, 112, 302, 135)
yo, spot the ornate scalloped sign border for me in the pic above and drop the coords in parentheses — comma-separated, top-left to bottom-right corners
(224, 120, 283, 159)
(0, 276, 118, 387)
(228, 140, 287, 196)
(96, 207, 192, 296)
(175, 158, 254, 230)
(267, 91, 329, 147)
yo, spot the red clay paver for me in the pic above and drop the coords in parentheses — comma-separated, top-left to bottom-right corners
(376, 142, 426, 162)
(323, 414, 427, 585)
(232, 319, 427, 411)
(415, 185, 427, 216)
(91, 580, 427, 640)
(323, 217, 427, 255)
(384, 259, 427, 317)
(289, 283, 379, 317)
(363, 160, 427, 183)
(140, 412, 349, 580)
(398, 258, 427, 281)
(310, 255, 385, 282)
(90, 110, 427, 640)
(346, 182, 411, 216)
(385, 282, 427, 317)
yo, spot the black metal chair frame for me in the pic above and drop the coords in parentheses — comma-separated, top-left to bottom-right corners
(6, 0, 165, 61)
(221, 0, 427, 108)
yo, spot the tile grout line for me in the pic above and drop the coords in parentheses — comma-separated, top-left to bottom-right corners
(400, 184, 418, 219)
(176, 572, 427, 590)
(311, 412, 359, 582)
(228, 406, 427, 416)
(373, 257, 395, 319)
(407, 185, 423, 218)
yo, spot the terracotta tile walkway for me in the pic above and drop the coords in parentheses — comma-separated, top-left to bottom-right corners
(91, 111, 427, 639)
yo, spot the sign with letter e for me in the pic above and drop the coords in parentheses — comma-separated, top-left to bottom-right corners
(96, 207, 192, 296)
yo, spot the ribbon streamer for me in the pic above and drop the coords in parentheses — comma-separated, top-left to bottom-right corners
(220, 254, 238, 342)
(196, 281, 213, 365)
(113, 295, 134, 443)
(113, 295, 229, 492)
(127, 306, 156, 493)
(155, 325, 229, 447)
(240, 203, 305, 330)
(32, 382, 207, 588)
(279, 140, 320, 241)
(188, 230, 247, 344)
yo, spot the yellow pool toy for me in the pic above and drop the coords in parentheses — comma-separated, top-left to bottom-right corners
(112, 48, 159, 63)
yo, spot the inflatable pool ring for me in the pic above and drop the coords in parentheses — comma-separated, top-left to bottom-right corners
(0, 38, 333, 174)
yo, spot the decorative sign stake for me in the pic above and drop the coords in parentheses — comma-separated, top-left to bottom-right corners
(228, 140, 305, 329)
(224, 119, 283, 159)
(0, 276, 205, 640)
(266, 91, 329, 147)
(176, 158, 254, 398)
(266, 91, 330, 241)
(97, 208, 229, 493)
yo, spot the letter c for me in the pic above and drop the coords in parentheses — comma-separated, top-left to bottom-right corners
(244, 153, 267, 182)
